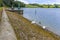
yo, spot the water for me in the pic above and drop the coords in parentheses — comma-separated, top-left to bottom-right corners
(22, 8, 60, 35)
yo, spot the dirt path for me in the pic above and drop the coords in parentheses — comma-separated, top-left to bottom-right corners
(0, 8, 17, 40)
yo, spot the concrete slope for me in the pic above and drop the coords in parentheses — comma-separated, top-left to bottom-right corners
(0, 9, 17, 40)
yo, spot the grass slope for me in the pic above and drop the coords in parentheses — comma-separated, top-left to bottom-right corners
(6, 11, 60, 40)
(0, 7, 2, 23)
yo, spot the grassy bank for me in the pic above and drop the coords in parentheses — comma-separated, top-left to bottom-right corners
(6, 11, 60, 40)
(0, 7, 2, 24)
(0, 7, 3, 10)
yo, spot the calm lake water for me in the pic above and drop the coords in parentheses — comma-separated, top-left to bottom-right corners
(22, 8, 60, 35)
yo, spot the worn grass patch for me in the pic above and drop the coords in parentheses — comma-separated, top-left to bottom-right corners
(0, 7, 3, 10)
(0, 8, 2, 23)
(6, 11, 60, 40)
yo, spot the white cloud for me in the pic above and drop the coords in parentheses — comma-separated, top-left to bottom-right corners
(42, 0, 60, 4)
(55, 0, 60, 4)
(16, 0, 29, 4)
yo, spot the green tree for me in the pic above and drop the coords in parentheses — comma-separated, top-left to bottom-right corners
(13, 1, 25, 7)
(3, 0, 14, 7)
(0, 0, 25, 7)
(0, 0, 3, 7)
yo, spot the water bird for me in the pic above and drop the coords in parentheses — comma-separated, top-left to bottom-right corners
(42, 26, 46, 29)
(39, 21, 41, 24)
(31, 21, 36, 24)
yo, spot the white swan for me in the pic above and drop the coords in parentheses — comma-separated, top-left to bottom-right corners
(43, 26, 46, 29)
(31, 21, 36, 24)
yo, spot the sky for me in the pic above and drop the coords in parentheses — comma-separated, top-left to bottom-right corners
(16, 0, 60, 4)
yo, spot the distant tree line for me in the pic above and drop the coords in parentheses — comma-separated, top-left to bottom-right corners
(29, 3, 60, 8)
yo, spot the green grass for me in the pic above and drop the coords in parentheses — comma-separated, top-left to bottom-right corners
(0, 7, 2, 9)
(6, 11, 60, 40)
(0, 11, 1, 22)
(25, 4, 39, 8)
(0, 7, 2, 24)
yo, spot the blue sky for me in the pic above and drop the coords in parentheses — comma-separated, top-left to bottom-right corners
(16, 0, 60, 4)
